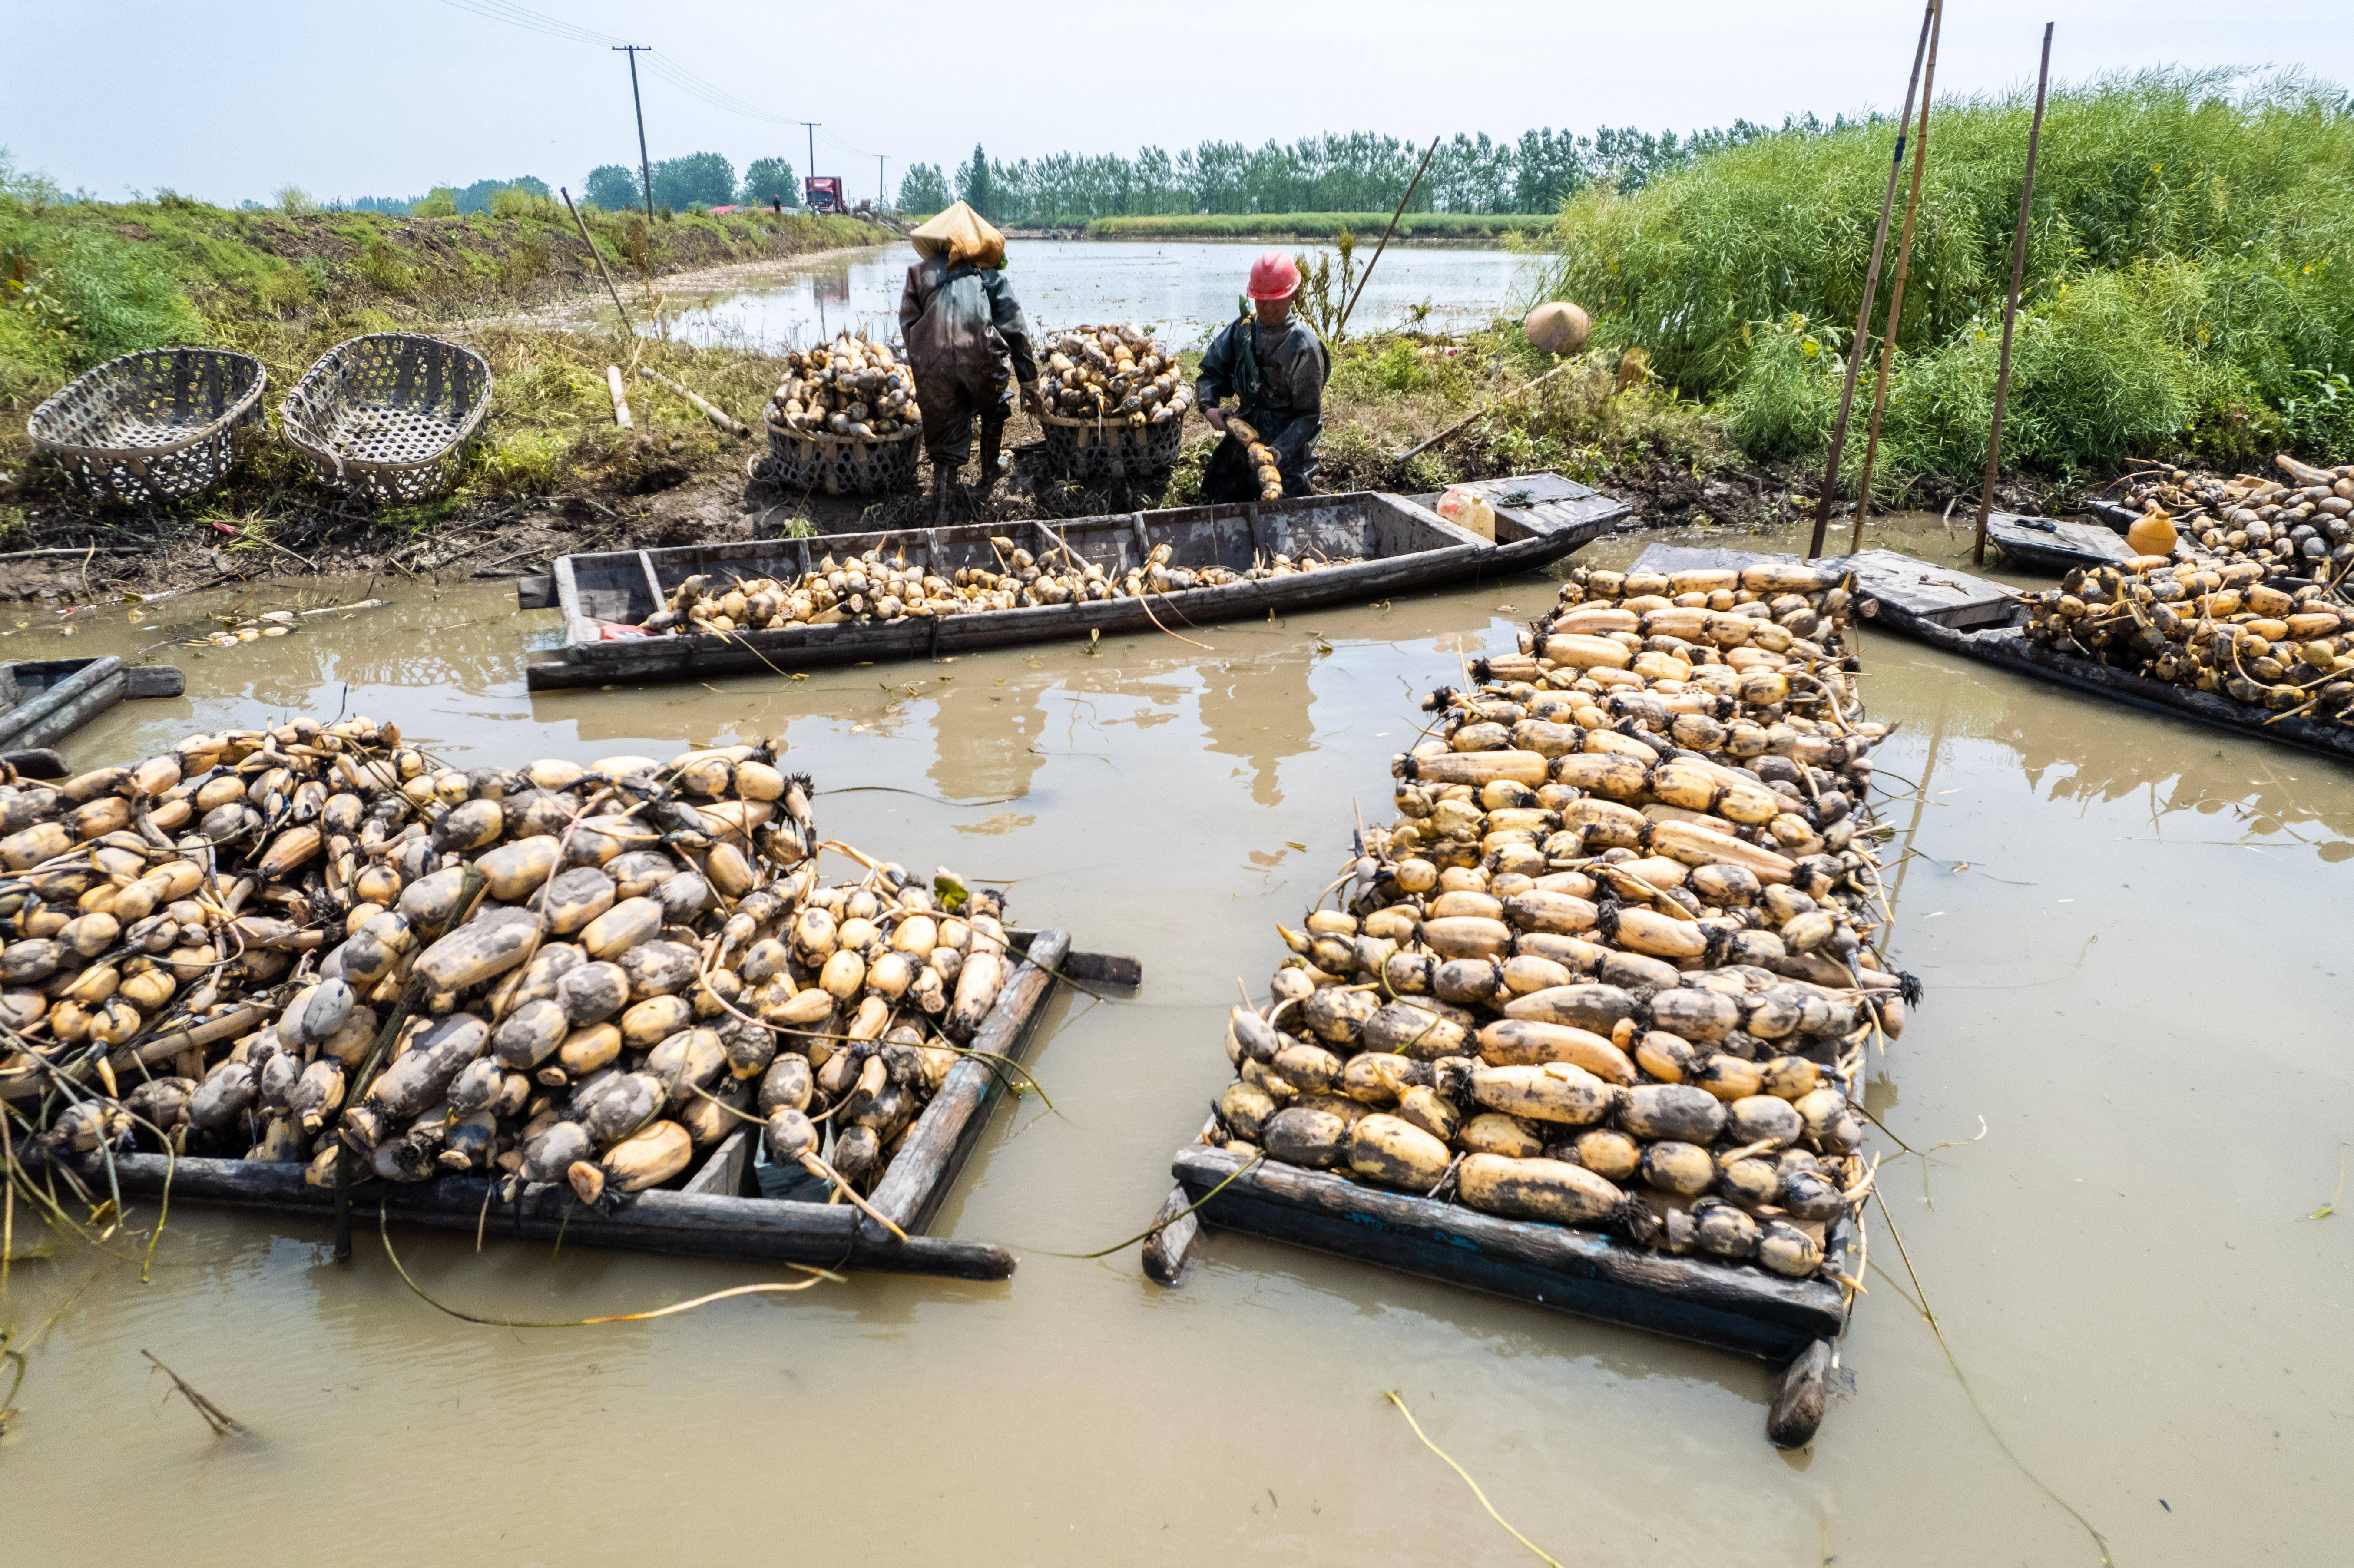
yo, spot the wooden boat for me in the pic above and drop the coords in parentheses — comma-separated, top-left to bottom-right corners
(0, 657, 186, 775)
(76, 930, 1137, 1280)
(520, 472, 1627, 691)
(1984, 512, 2137, 574)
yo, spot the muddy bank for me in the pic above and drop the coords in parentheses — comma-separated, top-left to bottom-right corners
(0, 438, 2096, 606)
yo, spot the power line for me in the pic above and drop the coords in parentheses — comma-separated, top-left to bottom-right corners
(431, 0, 819, 132)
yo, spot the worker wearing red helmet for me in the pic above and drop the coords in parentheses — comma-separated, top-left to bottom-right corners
(1196, 250, 1330, 502)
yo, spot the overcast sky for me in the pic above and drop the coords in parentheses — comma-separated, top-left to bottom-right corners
(5, 0, 2350, 205)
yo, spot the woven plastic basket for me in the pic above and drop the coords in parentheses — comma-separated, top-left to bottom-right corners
(26, 347, 266, 504)
(1037, 410, 1185, 481)
(281, 333, 492, 504)
(760, 412, 921, 496)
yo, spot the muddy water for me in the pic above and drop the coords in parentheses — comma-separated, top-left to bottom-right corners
(3, 536, 2351, 1566)
(559, 238, 1541, 352)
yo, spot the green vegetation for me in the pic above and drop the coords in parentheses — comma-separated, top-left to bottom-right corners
(1540, 69, 2354, 493)
(1088, 212, 1552, 242)
(940, 124, 1788, 227)
(0, 151, 888, 516)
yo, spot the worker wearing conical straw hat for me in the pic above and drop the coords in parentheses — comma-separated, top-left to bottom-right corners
(1197, 250, 1329, 502)
(901, 200, 1041, 516)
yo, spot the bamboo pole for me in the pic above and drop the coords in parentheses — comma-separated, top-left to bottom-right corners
(1975, 24, 2056, 567)
(1333, 136, 1442, 342)
(1807, 0, 1938, 561)
(561, 187, 636, 337)
(1395, 360, 1579, 463)
(639, 366, 750, 437)
(1851, 0, 1946, 553)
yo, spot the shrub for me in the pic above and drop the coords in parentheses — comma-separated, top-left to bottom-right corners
(1539, 69, 2354, 479)
(2281, 370, 2354, 465)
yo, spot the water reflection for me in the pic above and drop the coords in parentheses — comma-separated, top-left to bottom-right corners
(1198, 642, 1318, 807)
(928, 671, 1046, 803)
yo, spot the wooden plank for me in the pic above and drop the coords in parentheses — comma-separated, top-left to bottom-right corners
(636, 550, 665, 615)
(1846, 550, 2018, 630)
(1172, 1144, 1844, 1359)
(86, 1153, 1015, 1279)
(123, 665, 186, 699)
(864, 928, 1071, 1237)
(682, 1129, 751, 1197)
(1986, 513, 2135, 574)
(1768, 1338, 1836, 1448)
(1006, 931, 1142, 991)
(515, 573, 556, 610)
(1140, 1184, 1200, 1285)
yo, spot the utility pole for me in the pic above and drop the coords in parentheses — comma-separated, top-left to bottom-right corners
(878, 155, 887, 209)
(801, 122, 820, 202)
(614, 45, 655, 220)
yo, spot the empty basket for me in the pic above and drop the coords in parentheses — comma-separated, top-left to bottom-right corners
(26, 347, 266, 503)
(281, 333, 492, 504)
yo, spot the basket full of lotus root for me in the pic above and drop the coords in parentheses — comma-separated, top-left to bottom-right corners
(762, 332, 924, 495)
(1035, 323, 1192, 481)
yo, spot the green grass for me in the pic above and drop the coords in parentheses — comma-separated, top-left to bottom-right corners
(1086, 212, 1553, 242)
(1535, 69, 2354, 494)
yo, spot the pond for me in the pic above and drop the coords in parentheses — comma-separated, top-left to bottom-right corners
(573, 239, 1547, 353)
(3, 520, 2349, 1565)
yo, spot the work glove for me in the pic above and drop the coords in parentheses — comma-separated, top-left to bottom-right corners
(1019, 380, 1044, 417)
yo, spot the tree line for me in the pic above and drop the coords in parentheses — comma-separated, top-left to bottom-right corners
(892, 120, 1855, 223)
(351, 153, 801, 217)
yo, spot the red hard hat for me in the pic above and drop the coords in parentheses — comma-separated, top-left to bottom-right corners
(1248, 250, 1301, 301)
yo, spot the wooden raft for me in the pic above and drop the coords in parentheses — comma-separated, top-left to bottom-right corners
(86, 928, 1132, 1280)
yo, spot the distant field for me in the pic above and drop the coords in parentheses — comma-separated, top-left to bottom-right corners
(1083, 212, 1553, 243)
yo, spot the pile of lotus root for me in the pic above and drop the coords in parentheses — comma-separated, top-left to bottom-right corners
(2106, 453, 2354, 581)
(1209, 560, 1909, 1281)
(0, 719, 1021, 1217)
(770, 334, 920, 441)
(1038, 324, 1191, 427)
(636, 539, 1339, 634)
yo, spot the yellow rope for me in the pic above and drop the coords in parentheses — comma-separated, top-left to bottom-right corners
(1384, 1390, 1566, 1568)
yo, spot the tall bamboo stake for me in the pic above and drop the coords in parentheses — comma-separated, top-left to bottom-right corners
(562, 187, 636, 338)
(1807, 0, 1938, 560)
(1851, 0, 1946, 552)
(1333, 136, 1441, 342)
(1975, 25, 2056, 567)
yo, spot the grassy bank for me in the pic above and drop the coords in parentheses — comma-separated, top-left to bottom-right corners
(1086, 212, 1551, 244)
(1536, 69, 2354, 499)
(0, 167, 889, 529)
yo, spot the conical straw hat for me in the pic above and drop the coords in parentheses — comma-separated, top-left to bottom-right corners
(909, 201, 1005, 269)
